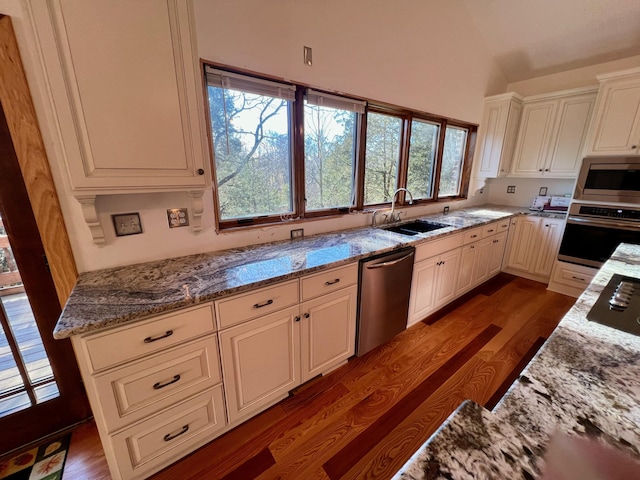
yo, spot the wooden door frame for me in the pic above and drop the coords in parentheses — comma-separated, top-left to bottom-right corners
(0, 15, 90, 453)
(0, 15, 77, 305)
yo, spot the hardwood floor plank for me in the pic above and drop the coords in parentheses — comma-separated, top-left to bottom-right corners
(322, 324, 501, 480)
(220, 447, 276, 480)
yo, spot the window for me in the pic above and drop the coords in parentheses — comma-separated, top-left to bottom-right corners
(364, 112, 402, 205)
(406, 119, 440, 200)
(204, 65, 476, 230)
(304, 90, 363, 212)
(206, 67, 296, 223)
(439, 126, 468, 197)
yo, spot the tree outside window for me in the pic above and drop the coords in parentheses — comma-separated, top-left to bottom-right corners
(364, 112, 402, 205)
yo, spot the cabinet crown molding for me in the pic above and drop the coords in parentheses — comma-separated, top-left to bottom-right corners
(520, 85, 598, 103)
(596, 66, 640, 83)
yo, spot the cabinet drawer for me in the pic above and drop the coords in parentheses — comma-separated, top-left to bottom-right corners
(82, 303, 215, 372)
(496, 219, 511, 233)
(301, 263, 358, 301)
(216, 280, 299, 330)
(95, 335, 221, 432)
(462, 228, 482, 245)
(415, 234, 463, 262)
(552, 262, 596, 289)
(111, 385, 226, 480)
(481, 222, 499, 238)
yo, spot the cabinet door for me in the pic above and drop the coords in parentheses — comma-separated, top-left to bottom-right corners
(408, 256, 439, 324)
(505, 216, 541, 272)
(476, 95, 522, 177)
(471, 237, 492, 287)
(546, 93, 596, 176)
(532, 218, 565, 277)
(511, 101, 558, 176)
(32, 0, 207, 191)
(586, 77, 640, 156)
(456, 244, 478, 294)
(434, 249, 461, 309)
(488, 231, 508, 277)
(219, 306, 300, 424)
(300, 286, 357, 382)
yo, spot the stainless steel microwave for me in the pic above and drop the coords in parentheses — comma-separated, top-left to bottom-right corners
(574, 156, 640, 204)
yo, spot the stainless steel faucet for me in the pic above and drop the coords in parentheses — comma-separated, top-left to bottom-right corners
(389, 188, 413, 223)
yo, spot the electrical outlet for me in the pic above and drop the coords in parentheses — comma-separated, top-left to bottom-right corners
(291, 228, 304, 239)
(167, 208, 189, 228)
(443, 206, 449, 214)
(507, 186, 516, 194)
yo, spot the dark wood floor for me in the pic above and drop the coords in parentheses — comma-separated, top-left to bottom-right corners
(64, 274, 575, 480)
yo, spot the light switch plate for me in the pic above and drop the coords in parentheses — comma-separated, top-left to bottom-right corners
(112, 213, 142, 236)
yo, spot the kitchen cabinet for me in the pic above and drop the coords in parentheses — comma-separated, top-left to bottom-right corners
(408, 235, 462, 326)
(216, 263, 358, 423)
(584, 68, 640, 156)
(456, 221, 509, 295)
(547, 260, 597, 297)
(475, 93, 523, 177)
(510, 88, 596, 177)
(219, 306, 301, 424)
(503, 215, 565, 282)
(71, 303, 226, 480)
(31, 0, 209, 243)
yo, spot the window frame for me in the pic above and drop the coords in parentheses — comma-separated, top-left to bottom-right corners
(202, 63, 477, 232)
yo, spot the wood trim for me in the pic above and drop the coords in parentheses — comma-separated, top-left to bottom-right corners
(0, 16, 78, 306)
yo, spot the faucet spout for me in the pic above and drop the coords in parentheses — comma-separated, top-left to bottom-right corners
(389, 188, 413, 223)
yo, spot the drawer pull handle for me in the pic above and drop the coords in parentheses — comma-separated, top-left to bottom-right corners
(163, 424, 189, 442)
(471, 234, 478, 238)
(153, 374, 181, 390)
(254, 299, 274, 309)
(572, 276, 585, 281)
(487, 229, 494, 233)
(325, 278, 340, 286)
(144, 330, 174, 343)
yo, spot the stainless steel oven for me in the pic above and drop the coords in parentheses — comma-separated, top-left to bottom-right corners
(558, 203, 640, 268)
(574, 156, 640, 203)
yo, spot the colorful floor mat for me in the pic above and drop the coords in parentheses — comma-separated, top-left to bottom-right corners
(0, 433, 70, 480)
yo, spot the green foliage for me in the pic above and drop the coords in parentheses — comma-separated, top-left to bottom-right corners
(364, 113, 401, 204)
(407, 121, 438, 199)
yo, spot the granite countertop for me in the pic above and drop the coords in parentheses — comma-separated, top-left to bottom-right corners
(393, 243, 640, 479)
(55, 205, 552, 339)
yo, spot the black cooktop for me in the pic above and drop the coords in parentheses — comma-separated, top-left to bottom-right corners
(587, 274, 640, 336)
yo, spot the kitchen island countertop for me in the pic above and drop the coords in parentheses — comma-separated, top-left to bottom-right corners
(54, 205, 551, 339)
(393, 242, 640, 479)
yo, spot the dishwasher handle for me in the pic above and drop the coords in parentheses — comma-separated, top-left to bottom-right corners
(365, 251, 414, 269)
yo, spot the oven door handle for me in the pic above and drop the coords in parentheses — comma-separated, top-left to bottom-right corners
(567, 216, 640, 232)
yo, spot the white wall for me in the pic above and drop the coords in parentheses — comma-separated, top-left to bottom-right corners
(485, 177, 575, 207)
(1, 0, 507, 273)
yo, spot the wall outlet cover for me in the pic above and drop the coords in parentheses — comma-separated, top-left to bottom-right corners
(291, 228, 304, 239)
(539, 187, 548, 195)
(507, 186, 516, 194)
(112, 213, 142, 236)
(167, 208, 189, 228)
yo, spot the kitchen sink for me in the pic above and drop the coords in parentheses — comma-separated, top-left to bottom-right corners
(382, 220, 449, 236)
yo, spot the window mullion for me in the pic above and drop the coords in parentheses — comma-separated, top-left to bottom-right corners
(293, 87, 306, 217)
(432, 119, 448, 199)
(354, 109, 368, 210)
(396, 115, 412, 203)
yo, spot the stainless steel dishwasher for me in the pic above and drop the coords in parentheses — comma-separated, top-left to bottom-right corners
(356, 246, 415, 356)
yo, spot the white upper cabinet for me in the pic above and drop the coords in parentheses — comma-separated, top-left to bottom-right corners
(510, 88, 596, 177)
(31, 0, 209, 193)
(584, 68, 640, 156)
(475, 93, 523, 177)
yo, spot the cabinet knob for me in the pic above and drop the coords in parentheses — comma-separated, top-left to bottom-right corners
(304, 313, 310, 319)
(539, 169, 543, 172)
(632, 145, 637, 149)
(294, 316, 300, 322)
(544, 168, 549, 171)
(197, 168, 205, 175)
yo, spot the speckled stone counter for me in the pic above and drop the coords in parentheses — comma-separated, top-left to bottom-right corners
(55, 205, 542, 339)
(393, 243, 640, 479)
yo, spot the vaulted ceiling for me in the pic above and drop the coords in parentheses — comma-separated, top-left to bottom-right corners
(462, 0, 640, 82)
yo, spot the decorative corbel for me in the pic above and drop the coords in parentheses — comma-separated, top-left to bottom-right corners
(75, 195, 105, 246)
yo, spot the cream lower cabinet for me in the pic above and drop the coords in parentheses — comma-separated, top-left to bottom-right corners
(71, 303, 226, 480)
(219, 306, 301, 424)
(216, 263, 358, 425)
(408, 235, 463, 326)
(456, 221, 509, 295)
(503, 216, 565, 282)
